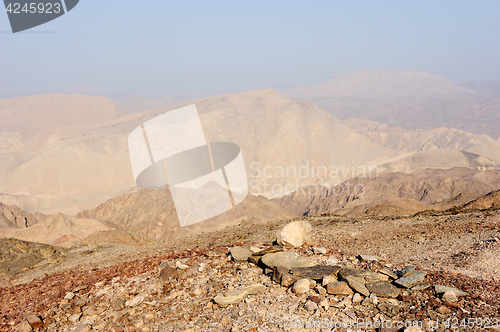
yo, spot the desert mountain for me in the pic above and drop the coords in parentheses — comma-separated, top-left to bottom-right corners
(0, 93, 130, 142)
(0, 201, 39, 228)
(466, 138, 500, 165)
(283, 71, 474, 99)
(274, 168, 500, 217)
(344, 118, 495, 156)
(0, 90, 391, 213)
(374, 150, 497, 174)
(77, 188, 296, 242)
(282, 71, 500, 139)
(459, 189, 500, 211)
(0, 212, 113, 248)
(0, 85, 499, 215)
(0, 238, 67, 276)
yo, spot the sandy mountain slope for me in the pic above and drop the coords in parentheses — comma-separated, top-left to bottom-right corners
(0, 188, 139, 216)
(0, 93, 143, 214)
(345, 118, 495, 156)
(282, 71, 500, 139)
(0, 201, 39, 228)
(374, 149, 498, 173)
(0, 213, 112, 248)
(77, 188, 296, 242)
(0, 93, 129, 142)
(466, 138, 500, 165)
(274, 168, 500, 217)
(460, 189, 500, 211)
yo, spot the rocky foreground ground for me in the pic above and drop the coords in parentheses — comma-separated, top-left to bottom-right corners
(1, 211, 500, 332)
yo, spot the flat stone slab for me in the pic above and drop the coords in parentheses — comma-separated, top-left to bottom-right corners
(290, 265, 342, 280)
(366, 281, 400, 298)
(338, 268, 389, 282)
(214, 284, 266, 307)
(251, 245, 284, 257)
(261, 252, 313, 270)
(377, 302, 403, 315)
(358, 254, 378, 262)
(378, 268, 398, 279)
(326, 281, 353, 295)
(398, 266, 416, 277)
(434, 285, 469, 297)
(394, 270, 427, 288)
(345, 275, 370, 296)
(230, 246, 253, 262)
(411, 283, 431, 291)
(272, 267, 300, 287)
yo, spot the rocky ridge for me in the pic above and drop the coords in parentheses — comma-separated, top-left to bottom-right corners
(0, 202, 39, 229)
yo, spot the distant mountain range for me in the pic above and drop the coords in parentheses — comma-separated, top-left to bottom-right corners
(0, 72, 500, 216)
(0, 70, 499, 247)
(281, 71, 500, 139)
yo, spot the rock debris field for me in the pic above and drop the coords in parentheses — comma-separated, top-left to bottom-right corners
(1, 215, 500, 332)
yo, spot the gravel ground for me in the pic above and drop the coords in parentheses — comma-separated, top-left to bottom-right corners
(1, 210, 499, 331)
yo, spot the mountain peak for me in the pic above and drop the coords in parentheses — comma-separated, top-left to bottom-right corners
(283, 70, 475, 99)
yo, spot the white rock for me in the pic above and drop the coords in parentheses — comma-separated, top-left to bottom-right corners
(125, 295, 144, 307)
(16, 320, 32, 332)
(322, 275, 337, 287)
(308, 279, 317, 289)
(68, 313, 82, 323)
(292, 279, 310, 294)
(249, 246, 262, 253)
(277, 220, 312, 248)
(176, 261, 189, 269)
(73, 324, 92, 332)
(319, 298, 330, 310)
(352, 293, 363, 303)
(315, 285, 327, 295)
(304, 300, 318, 311)
(313, 247, 327, 255)
(358, 254, 378, 262)
(442, 290, 458, 303)
(64, 292, 75, 300)
(325, 256, 339, 265)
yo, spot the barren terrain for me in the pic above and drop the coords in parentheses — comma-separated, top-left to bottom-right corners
(1, 208, 499, 331)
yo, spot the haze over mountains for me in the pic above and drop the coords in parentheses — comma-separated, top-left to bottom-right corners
(0, 70, 500, 247)
(282, 71, 500, 139)
(459, 80, 500, 95)
(283, 71, 474, 99)
(114, 95, 186, 113)
(0, 93, 129, 142)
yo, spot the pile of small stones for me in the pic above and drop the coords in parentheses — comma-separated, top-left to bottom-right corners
(11, 241, 500, 332)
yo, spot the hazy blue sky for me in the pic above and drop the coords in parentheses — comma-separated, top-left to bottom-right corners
(1, 0, 499, 99)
